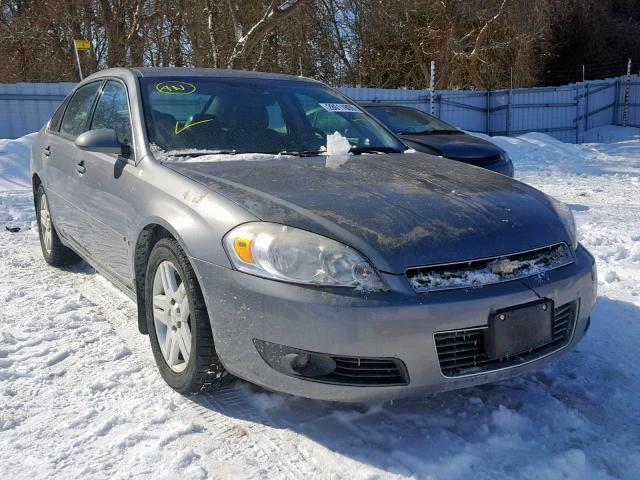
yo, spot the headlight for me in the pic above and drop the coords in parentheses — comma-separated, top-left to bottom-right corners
(500, 151, 511, 163)
(223, 222, 385, 291)
(549, 196, 578, 250)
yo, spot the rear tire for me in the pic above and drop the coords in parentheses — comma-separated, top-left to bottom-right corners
(35, 185, 80, 267)
(145, 237, 231, 393)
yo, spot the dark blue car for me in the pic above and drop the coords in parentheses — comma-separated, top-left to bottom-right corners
(362, 103, 514, 177)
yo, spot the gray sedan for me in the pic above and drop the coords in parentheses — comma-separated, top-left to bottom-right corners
(31, 68, 596, 402)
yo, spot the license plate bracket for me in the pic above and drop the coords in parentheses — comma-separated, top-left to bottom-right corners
(484, 299, 553, 359)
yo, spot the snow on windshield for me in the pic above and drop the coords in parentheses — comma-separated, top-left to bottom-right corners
(150, 143, 295, 163)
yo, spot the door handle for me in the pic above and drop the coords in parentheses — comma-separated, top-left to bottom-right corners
(75, 160, 86, 174)
(42, 146, 51, 157)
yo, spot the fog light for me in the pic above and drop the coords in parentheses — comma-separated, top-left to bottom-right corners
(291, 353, 310, 370)
(254, 339, 336, 378)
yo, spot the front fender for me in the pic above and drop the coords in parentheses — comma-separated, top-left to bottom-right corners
(129, 156, 258, 270)
(128, 156, 258, 333)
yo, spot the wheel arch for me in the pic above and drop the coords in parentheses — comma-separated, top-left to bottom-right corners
(133, 219, 191, 334)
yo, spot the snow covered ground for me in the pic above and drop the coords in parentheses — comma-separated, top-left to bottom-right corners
(1, 127, 639, 479)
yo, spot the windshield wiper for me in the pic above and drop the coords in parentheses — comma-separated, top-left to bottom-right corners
(349, 146, 402, 155)
(276, 150, 324, 157)
(399, 129, 458, 135)
(163, 149, 237, 157)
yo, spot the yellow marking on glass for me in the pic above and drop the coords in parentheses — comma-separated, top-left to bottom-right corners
(174, 119, 214, 134)
(233, 237, 255, 264)
(155, 81, 196, 94)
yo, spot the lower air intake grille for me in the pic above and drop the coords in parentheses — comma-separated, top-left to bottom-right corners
(328, 356, 408, 386)
(434, 301, 577, 377)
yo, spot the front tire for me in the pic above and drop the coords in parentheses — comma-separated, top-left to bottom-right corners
(145, 238, 230, 393)
(35, 185, 80, 267)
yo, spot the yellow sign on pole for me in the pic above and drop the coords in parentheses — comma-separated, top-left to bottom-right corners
(74, 39, 90, 51)
(73, 39, 89, 80)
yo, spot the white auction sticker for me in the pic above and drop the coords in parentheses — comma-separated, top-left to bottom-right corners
(319, 103, 361, 113)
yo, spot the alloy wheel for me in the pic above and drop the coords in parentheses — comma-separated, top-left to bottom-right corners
(152, 260, 192, 373)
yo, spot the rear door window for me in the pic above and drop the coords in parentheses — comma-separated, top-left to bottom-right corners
(48, 97, 70, 132)
(59, 81, 102, 139)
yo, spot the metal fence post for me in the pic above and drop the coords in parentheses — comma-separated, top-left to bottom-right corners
(506, 90, 512, 136)
(486, 90, 491, 134)
(575, 83, 580, 143)
(506, 68, 513, 136)
(613, 77, 621, 124)
(429, 61, 435, 116)
(623, 58, 632, 127)
(585, 82, 590, 132)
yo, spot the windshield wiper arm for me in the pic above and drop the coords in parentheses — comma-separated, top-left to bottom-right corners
(349, 146, 402, 154)
(276, 150, 324, 157)
(163, 149, 237, 157)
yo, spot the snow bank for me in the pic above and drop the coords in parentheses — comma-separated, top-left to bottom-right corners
(582, 125, 640, 144)
(471, 131, 585, 171)
(0, 134, 35, 192)
(472, 128, 640, 177)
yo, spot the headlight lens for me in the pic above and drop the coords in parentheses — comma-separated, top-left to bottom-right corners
(500, 151, 511, 163)
(224, 223, 385, 290)
(549, 196, 578, 250)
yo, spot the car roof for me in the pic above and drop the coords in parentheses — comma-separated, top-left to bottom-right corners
(85, 67, 320, 83)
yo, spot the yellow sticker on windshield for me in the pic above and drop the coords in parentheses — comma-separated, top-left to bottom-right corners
(155, 81, 196, 94)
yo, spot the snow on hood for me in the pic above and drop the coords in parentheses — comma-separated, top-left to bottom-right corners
(0, 133, 35, 192)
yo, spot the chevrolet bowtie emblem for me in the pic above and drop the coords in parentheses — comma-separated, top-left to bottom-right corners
(490, 259, 519, 275)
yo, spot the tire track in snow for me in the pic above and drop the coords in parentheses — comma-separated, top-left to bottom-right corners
(50, 231, 316, 479)
(1, 191, 317, 479)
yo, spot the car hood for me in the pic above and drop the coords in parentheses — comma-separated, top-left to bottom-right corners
(167, 153, 570, 274)
(400, 132, 502, 159)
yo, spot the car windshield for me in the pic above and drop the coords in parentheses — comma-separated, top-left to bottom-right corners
(364, 105, 460, 135)
(140, 76, 406, 157)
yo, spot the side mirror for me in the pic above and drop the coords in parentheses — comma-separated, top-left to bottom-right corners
(75, 129, 128, 155)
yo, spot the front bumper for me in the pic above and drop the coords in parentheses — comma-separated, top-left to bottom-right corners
(191, 245, 596, 403)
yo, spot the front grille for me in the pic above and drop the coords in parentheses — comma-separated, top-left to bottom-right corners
(447, 154, 501, 166)
(326, 356, 409, 386)
(407, 243, 574, 293)
(434, 301, 577, 377)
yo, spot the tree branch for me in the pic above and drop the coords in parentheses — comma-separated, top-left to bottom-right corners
(226, 0, 310, 68)
(226, 0, 243, 42)
(469, 0, 508, 58)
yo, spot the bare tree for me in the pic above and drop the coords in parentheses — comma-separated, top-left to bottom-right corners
(452, 0, 509, 88)
(0, 0, 636, 88)
(226, 0, 310, 68)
